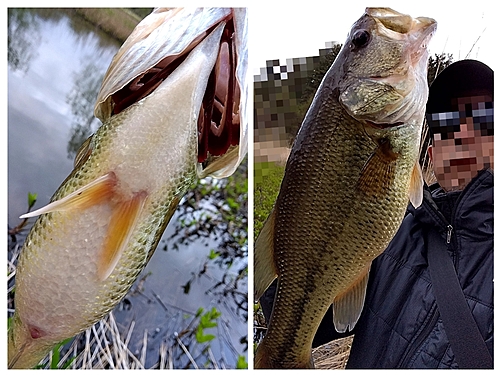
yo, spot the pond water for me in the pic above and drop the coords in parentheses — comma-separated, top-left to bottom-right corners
(8, 8, 247, 369)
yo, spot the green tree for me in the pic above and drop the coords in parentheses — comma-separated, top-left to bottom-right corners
(427, 53, 453, 87)
(300, 44, 342, 107)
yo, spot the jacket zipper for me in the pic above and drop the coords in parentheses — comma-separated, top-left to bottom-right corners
(446, 225, 453, 244)
(398, 192, 456, 368)
(398, 173, 491, 367)
(398, 303, 440, 367)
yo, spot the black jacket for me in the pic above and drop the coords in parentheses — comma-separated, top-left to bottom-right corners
(260, 168, 493, 368)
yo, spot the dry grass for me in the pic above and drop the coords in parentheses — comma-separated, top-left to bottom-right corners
(9, 300, 224, 369)
(8, 243, 230, 370)
(57, 313, 149, 369)
(312, 336, 353, 369)
(42, 312, 224, 370)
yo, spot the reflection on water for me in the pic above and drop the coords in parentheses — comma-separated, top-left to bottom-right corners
(8, 8, 119, 224)
(8, 8, 247, 369)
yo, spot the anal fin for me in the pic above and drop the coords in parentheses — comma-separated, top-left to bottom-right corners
(254, 207, 278, 301)
(97, 191, 148, 281)
(19, 173, 116, 219)
(332, 264, 371, 333)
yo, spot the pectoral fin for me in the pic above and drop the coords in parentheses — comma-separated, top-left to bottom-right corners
(254, 208, 278, 301)
(357, 138, 398, 197)
(332, 264, 371, 333)
(19, 173, 117, 219)
(409, 161, 423, 208)
(97, 191, 148, 281)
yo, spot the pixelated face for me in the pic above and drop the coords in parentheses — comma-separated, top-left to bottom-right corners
(427, 95, 493, 191)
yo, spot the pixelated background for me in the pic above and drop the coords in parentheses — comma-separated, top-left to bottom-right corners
(254, 42, 341, 182)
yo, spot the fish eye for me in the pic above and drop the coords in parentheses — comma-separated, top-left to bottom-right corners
(351, 30, 371, 48)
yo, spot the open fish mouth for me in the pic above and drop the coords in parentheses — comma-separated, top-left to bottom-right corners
(367, 7, 437, 67)
(340, 8, 436, 126)
(196, 19, 240, 163)
(359, 9, 437, 82)
(93, 8, 248, 177)
(102, 13, 240, 164)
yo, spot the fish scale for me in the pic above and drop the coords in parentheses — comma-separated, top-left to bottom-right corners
(254, 7, 435, 368)
(261, 104, 419, 367)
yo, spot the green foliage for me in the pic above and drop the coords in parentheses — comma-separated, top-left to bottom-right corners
(254, 162, 285, 238)
(27, 192, 37, 209)
(236, 354, 248, 369)
(427, 53, 454, 87)
(195, 326, 215, 343)
(208, 249, 219, 260)
(34, 339, 75, 369)
(51, 339, 75, 369)
(194, 307, 221, 344)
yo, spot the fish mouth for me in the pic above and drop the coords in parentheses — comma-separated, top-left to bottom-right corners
(365, 8, 437, 75)
(196, 20, 241, 163)
(407, 16, 437, 67)
(105, 12, 241, 164)
(366, 8, 436, 37)
(346, 9, 436, 125)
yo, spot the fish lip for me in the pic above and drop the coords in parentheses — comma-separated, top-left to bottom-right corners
(408, 16, 437, 65)
(366, 9, 436, 70)
(412, 16, 437, 41)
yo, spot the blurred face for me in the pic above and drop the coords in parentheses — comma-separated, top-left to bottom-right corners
(427, 95, 493, 191)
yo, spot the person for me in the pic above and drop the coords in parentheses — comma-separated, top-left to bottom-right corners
(258, 59, 493, 368)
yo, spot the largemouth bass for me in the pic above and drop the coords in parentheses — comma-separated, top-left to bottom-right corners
(9, 7, 248, 369)
(254, 8, 436, 369)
